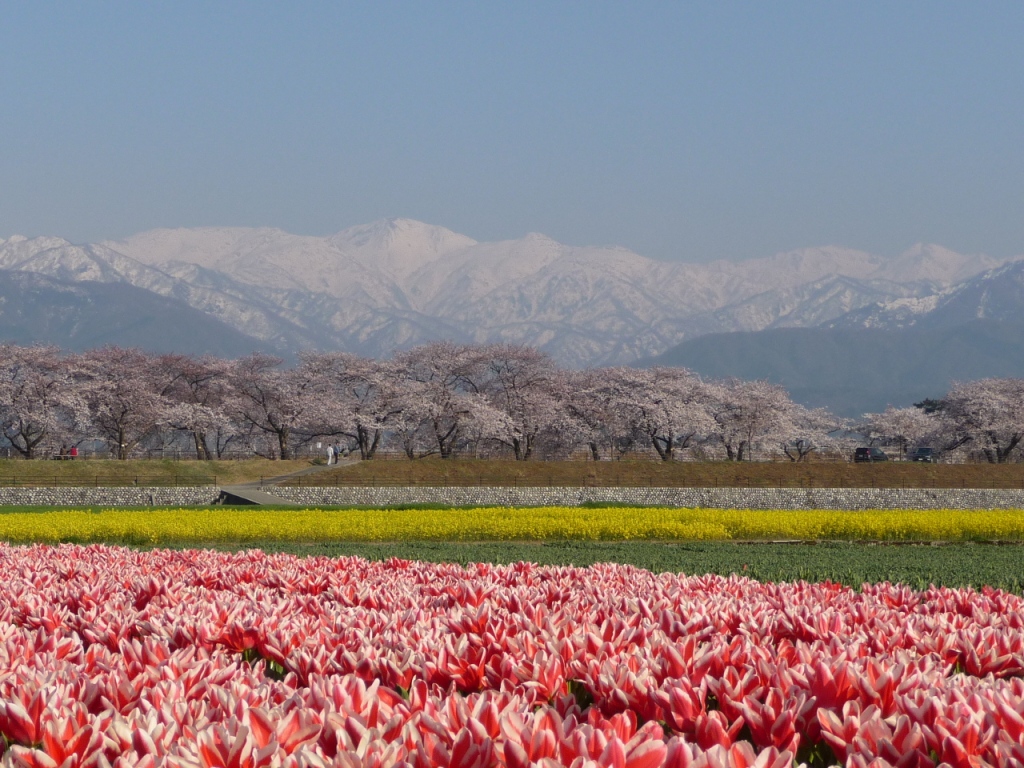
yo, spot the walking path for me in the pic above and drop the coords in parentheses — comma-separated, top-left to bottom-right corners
(218, 459, 358, 505)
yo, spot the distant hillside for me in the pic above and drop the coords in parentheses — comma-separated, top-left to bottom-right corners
(647, 321, 1024, 417)
(0, 270, 280, 357)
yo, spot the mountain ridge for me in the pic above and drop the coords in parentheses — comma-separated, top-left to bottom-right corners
(1, 220, 1020, 370)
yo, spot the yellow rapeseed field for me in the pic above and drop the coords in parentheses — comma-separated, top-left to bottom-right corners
(0, 506, 1022, 544)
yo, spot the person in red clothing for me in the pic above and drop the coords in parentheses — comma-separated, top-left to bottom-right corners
(69, 445, 78, 460)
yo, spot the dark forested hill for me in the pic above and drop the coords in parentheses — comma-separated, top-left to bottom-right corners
(647, 320, 1024, 416)
(0, 270, 280, 358)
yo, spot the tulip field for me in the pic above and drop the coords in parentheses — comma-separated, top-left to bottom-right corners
(3, 543, 1024, 768)
(4, 504, 1024, 768)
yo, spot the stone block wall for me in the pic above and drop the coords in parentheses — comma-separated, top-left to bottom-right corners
(0, 487, 220, 506)
(0, 485, 1021, 509)
(268, 486, 1024, 510)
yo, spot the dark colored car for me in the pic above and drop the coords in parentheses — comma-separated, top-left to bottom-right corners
(854, 447, 888, 462)
(908, 446, 935, 462)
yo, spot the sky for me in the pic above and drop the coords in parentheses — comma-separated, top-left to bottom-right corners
(1, 2, 1022, 263)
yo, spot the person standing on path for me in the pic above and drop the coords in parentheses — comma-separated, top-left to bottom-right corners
(325, 443, 334, 465)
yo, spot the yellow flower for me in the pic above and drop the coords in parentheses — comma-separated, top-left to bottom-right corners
(0, 506, 1021, 545)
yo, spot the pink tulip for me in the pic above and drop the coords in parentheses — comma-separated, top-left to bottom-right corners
(6, 545, 1024, 767)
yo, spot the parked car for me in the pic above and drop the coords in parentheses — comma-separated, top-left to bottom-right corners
(854, 447, 888, 462)
(908, 446, 935, 462)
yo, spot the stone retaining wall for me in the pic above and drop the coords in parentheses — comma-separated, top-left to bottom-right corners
(1, 486, 1022, 509)
(269, 486, 1024, 510)
(0, 487, 219, 506)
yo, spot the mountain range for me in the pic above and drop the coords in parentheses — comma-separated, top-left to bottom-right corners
(650, 261, 1024, 415)
(0, 219, 1021, 413)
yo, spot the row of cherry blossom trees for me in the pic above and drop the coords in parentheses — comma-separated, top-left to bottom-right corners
(860, 378, 1024, 463)
(0, 342, 1022, 461)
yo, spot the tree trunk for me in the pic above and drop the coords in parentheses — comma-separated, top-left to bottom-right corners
(652, 433, 673, 461)
(357, 425, 381, 460)
(588, 442, 601, 461)
(367, 429, 381, 460)
(7, 427, 44, 459)
(277, 428, 290, 460)
(193, 431, 210, 460)
(994, 433, 1021, 463)
(436, 422, 457, 459)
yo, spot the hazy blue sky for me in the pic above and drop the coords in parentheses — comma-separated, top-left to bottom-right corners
(1, 2, 1022, 262)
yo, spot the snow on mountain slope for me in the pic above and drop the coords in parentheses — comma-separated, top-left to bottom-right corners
(3, 221, 1018, 365)
(827, 258, 1024, 331)
(0, 235, 201, 296)
(683, 275, 928, 337)
(101, 227, 282, 270)
(700, 246, 883, 296)
(0, 235, 334, 351)
(404, 232, 567, 308)
(330, 218, 477, 280)
(872, 243, 1002, 285)
(104, 226, 399, 304)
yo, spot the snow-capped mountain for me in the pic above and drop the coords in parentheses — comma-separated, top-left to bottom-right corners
(0, 220, 1018, 365)
(826, 259, 1024, 331)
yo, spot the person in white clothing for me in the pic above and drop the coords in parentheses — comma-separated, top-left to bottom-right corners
(326, 444, 334, 465)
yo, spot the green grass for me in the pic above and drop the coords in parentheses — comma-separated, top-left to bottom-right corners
(146, 540, 1024, 593)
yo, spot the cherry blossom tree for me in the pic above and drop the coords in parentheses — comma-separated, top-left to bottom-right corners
(710, 379, 794, 461)
(299, 352, 404, 460)
(77, 347, 170, 459)
(860, 406, 935, 460)
(392, 342, 506, 459)
(640, 367, 717, 461)
(939, 378, 1024, 463)
(596, 367, 717, 461)
(227, 353, 321, 460)
(777, 404, 844, 461)
(0, 340, 872, 465)
(563, 368, 633, 460)
(0, 345, 87, 458)
(388, 403, 437, 459)
(479, 344, 567, 460)
(155, 354, 234, 459)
